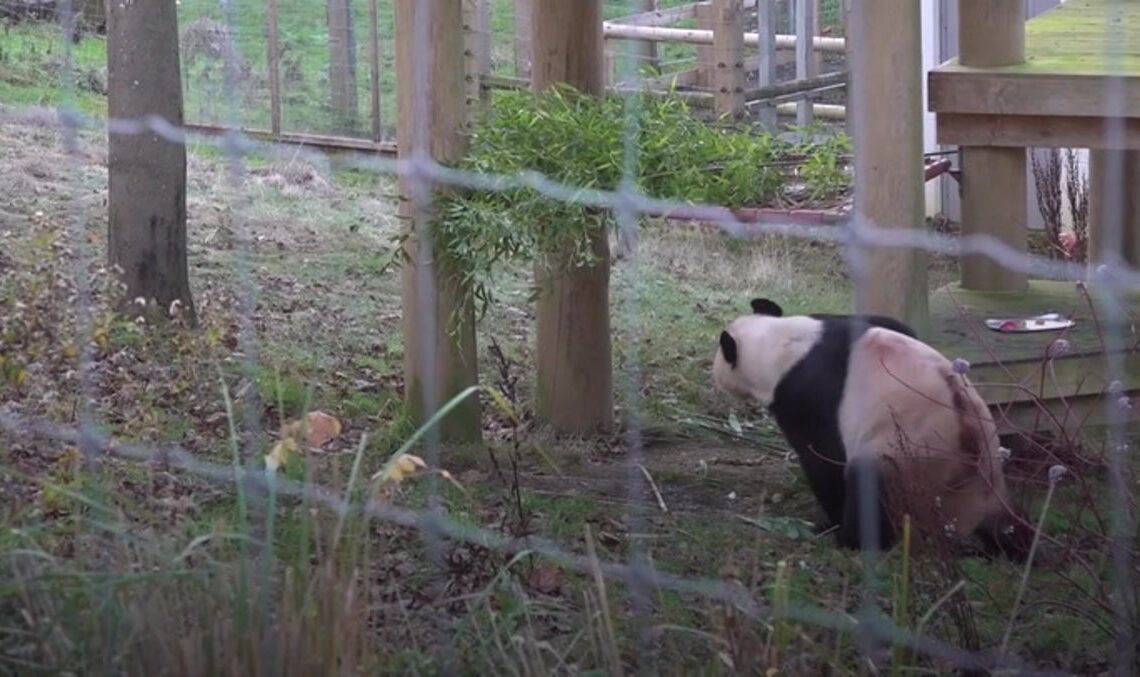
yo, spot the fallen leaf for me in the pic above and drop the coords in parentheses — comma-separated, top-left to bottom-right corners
(265, 437, 299, 472)
(280, 410, 342, 448)
(372, 453, 427, 485)
(525, 564, 564, 595)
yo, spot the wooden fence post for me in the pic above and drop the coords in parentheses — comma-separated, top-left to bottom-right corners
(514, 0, 533, 78)
(463, 0, 491, 128)
(711, 0, 746, 119)
(755, 0, 777, 129)
(849, 0, 928, 333)
(394, 0, 483, 444)
(367, 0, 382, 141)
(531, 0, 614, 435)
(794, 0, 817, 126)
(266, 0, 282, 137)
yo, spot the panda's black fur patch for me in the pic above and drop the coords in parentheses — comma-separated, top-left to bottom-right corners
(719, 331, 738, 367)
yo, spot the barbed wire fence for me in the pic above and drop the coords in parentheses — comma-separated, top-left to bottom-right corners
(1, 0, 1138, 674)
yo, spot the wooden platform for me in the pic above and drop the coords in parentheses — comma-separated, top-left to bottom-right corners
(928, 0, 1140, 150)
(927, 280, 1140, 434)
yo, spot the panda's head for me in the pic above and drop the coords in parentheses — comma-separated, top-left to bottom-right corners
(712, 298, 823, 406)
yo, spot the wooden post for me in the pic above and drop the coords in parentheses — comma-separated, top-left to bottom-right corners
(1089, 150, 1140, 267)
(755, 0, 777, 129)
(848, 0, 928, 333)
(711, 0, 746, 120)
(266, 0, 282, 136)
(327, 0, 359, 134)
(514, 0, 533, 78)
(394, 0, 483, 444)
(635, 0, 660, 74)
(463, 0, 491, 128)
(694, 3, 714, 90)
(957, 0, 1027, 291)
(367, 0, 382, 141)
(794, 0, 817, 126)
(531, 0, 613, 435)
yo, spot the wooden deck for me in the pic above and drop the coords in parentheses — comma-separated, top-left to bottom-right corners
(927, 280, 1140, 434)
(928, 0, 1140, 150)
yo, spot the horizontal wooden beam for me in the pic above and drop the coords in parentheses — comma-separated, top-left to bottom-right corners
(935, 112, 1140, 150)
(602, 22, 846, 53)
(184, 122, 397, 155)
(744, 69, 847, 101)
(929, 64, 1140, 118)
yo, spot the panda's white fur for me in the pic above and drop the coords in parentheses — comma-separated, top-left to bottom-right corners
(713, 299, 1032, 559)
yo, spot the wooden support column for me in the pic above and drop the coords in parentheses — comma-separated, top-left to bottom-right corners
(849, 0, 928, 332)
(755, 0, 777, 129)
(957, 0, 1027, 291)
(531, 0, 614, 435)
(395, 0, 482, 443)
(1089, 150, 1140, 267)
(514, 0, 532, 78)
(463, 0, 491, 127)
(794, 0, 817, 126)
(635, 0, 660, 74)
(694, 3, 715, 90)
(266, 0, 282, 137)
(711, 0, 746, 119)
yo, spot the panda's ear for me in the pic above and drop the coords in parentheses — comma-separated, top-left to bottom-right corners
(750, 298, 783, 317)
(719, 331, 738, 367)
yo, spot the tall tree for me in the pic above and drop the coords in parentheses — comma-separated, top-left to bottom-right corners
(106, 0, 195, 324)
(327, 0, 359, 133)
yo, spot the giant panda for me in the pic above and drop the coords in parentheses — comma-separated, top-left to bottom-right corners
(711, 298, 1033, 560)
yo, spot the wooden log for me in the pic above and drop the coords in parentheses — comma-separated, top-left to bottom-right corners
(711, 0, 745, 119)
(531, 0, 614, 435)
(848, 0, 928, 333)
(601, 21, 846, 51)
(957, 0, 1027, 291)
(394, 0, 482, 444)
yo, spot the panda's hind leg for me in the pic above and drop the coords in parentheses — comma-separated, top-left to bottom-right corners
(837, 457, 897, 552)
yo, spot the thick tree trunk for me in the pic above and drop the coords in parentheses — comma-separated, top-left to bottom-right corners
(327, 0, 359, 134)
(531, 0, 613, 435)
(106, 0, 195, 324)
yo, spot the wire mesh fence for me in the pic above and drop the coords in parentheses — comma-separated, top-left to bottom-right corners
(1, 0, 1138, 674)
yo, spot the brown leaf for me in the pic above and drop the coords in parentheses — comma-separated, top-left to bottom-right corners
(280, 410, 342, 448)
(525, 564, 564, 595)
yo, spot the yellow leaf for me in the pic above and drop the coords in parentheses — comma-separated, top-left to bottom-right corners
(265, 437, 299, 472)
(371, 453, 427, 484)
